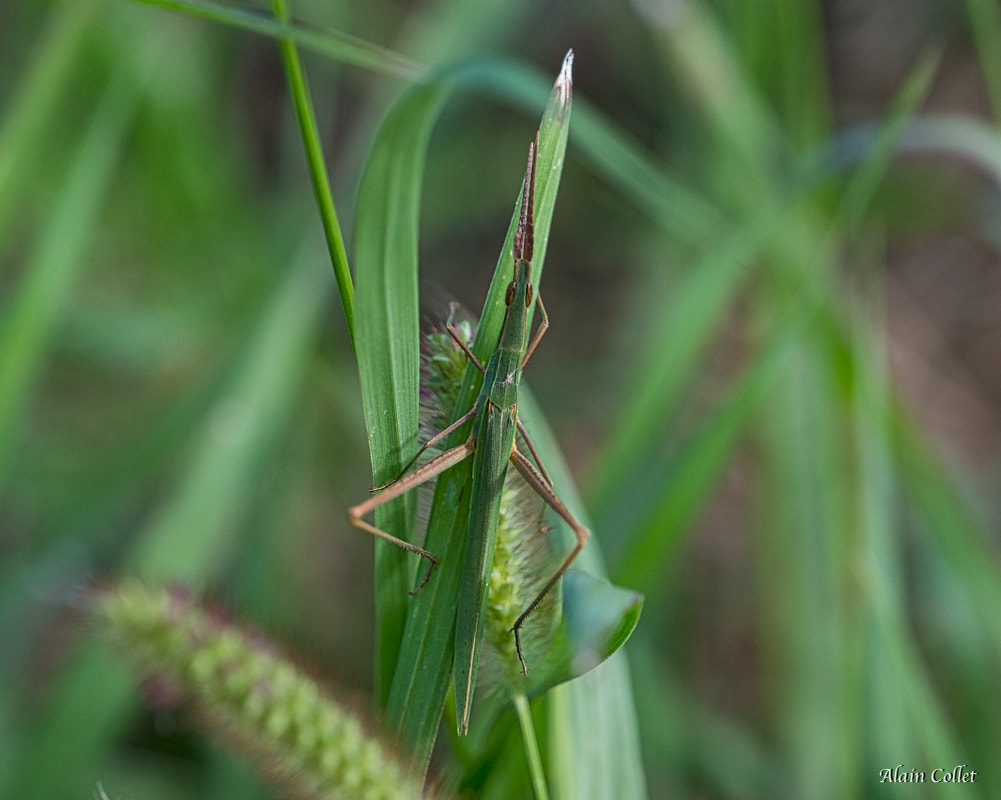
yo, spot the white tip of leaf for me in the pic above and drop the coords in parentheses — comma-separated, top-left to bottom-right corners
(557, 49, 574, 107)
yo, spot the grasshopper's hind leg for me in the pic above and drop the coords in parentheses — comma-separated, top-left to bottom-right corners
(508, 445, 591, 673)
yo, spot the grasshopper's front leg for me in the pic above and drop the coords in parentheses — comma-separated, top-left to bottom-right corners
(521, 292, 549, 368)
(372, 407, 477, 491)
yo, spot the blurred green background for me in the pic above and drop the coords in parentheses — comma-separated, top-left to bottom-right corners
(3, 0, 1001, 798)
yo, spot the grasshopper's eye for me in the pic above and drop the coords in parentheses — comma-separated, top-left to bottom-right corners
(505, 282, 516, 305)
(525, 284, 533, 307)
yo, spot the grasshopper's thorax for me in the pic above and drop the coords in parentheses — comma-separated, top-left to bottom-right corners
(484, 258, 532, 411)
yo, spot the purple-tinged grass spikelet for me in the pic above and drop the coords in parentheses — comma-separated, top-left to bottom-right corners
(95, 580, 431, 800)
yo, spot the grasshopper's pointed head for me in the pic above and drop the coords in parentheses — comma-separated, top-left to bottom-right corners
(507, 135, 538, 311)
(511, 136, 537, 266)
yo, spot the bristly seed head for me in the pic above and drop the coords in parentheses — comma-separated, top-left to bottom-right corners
(419, 321, 559, 688)
(95, 580, 429, 800)
(483, 475, 560, 688)
(420, 320, 474, 440)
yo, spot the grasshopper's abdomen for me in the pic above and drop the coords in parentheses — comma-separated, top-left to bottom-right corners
(454, 400, 519, 732)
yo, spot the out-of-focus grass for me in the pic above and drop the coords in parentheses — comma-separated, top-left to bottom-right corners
(3, 1, 1001, 799)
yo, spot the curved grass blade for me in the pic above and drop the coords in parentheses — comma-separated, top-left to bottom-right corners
(353, 81, 449, 704)
(351, 51, 644, 792)
(612, 315, 803, 590)
(125, 0, 424, 80)
(513, 389, 647, 800)
(964, 0, 1001, 124)
(516, 570, 642, 694)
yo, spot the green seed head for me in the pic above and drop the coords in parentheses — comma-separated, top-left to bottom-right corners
(95, 580, 429, 800)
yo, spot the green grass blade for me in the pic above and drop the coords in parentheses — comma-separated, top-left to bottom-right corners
(0, 0, 96, 248)
(514, 389, 647, 800)
(271, 0, 355, 343)
(125, 0, 425, 79)
(547, 652, 646, 800)
(848, 290, 981, 799)
(437, 55, 721, 243)
(611, 316, 801, 590)
(373, 56, 573, 766)
(4, 239, 328, 798)
(512, 691, 549, 800)
(353, 80, 449, 705)
(891, 405, 1001, 637)
(587, 219, 763, 520)
(848, 285, 918, 781)
(755, 327, 852, 798)
(963, 0, 1001, 124)
(133, 246, 330, 578)
(837, 46, 942, 237)
(838, 112, 1001, 662)
(0, 30, 144, 481)
(720, 0, 831, 151)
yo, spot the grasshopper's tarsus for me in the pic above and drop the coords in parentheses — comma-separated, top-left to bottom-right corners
(514, 627, 528, 675)
(410, 555, 438, 595)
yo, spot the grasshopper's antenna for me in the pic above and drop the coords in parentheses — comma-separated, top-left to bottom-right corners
(512, 134, 537, 264)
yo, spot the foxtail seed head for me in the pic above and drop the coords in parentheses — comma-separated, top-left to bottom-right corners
(95, 580, 429, 800)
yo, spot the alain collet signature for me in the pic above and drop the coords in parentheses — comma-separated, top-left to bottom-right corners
(879, 765, 977, 784)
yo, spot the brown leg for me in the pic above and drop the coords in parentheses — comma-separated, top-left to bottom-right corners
(516, 418, 553, 487)
(508, 445, 590, 673)
(349, 437, 476, 591)
(521, 292, 549, 369)
(372, 407, 476, 491)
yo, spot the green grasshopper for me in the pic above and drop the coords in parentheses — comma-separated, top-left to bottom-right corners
(349, 138, 589, 733)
